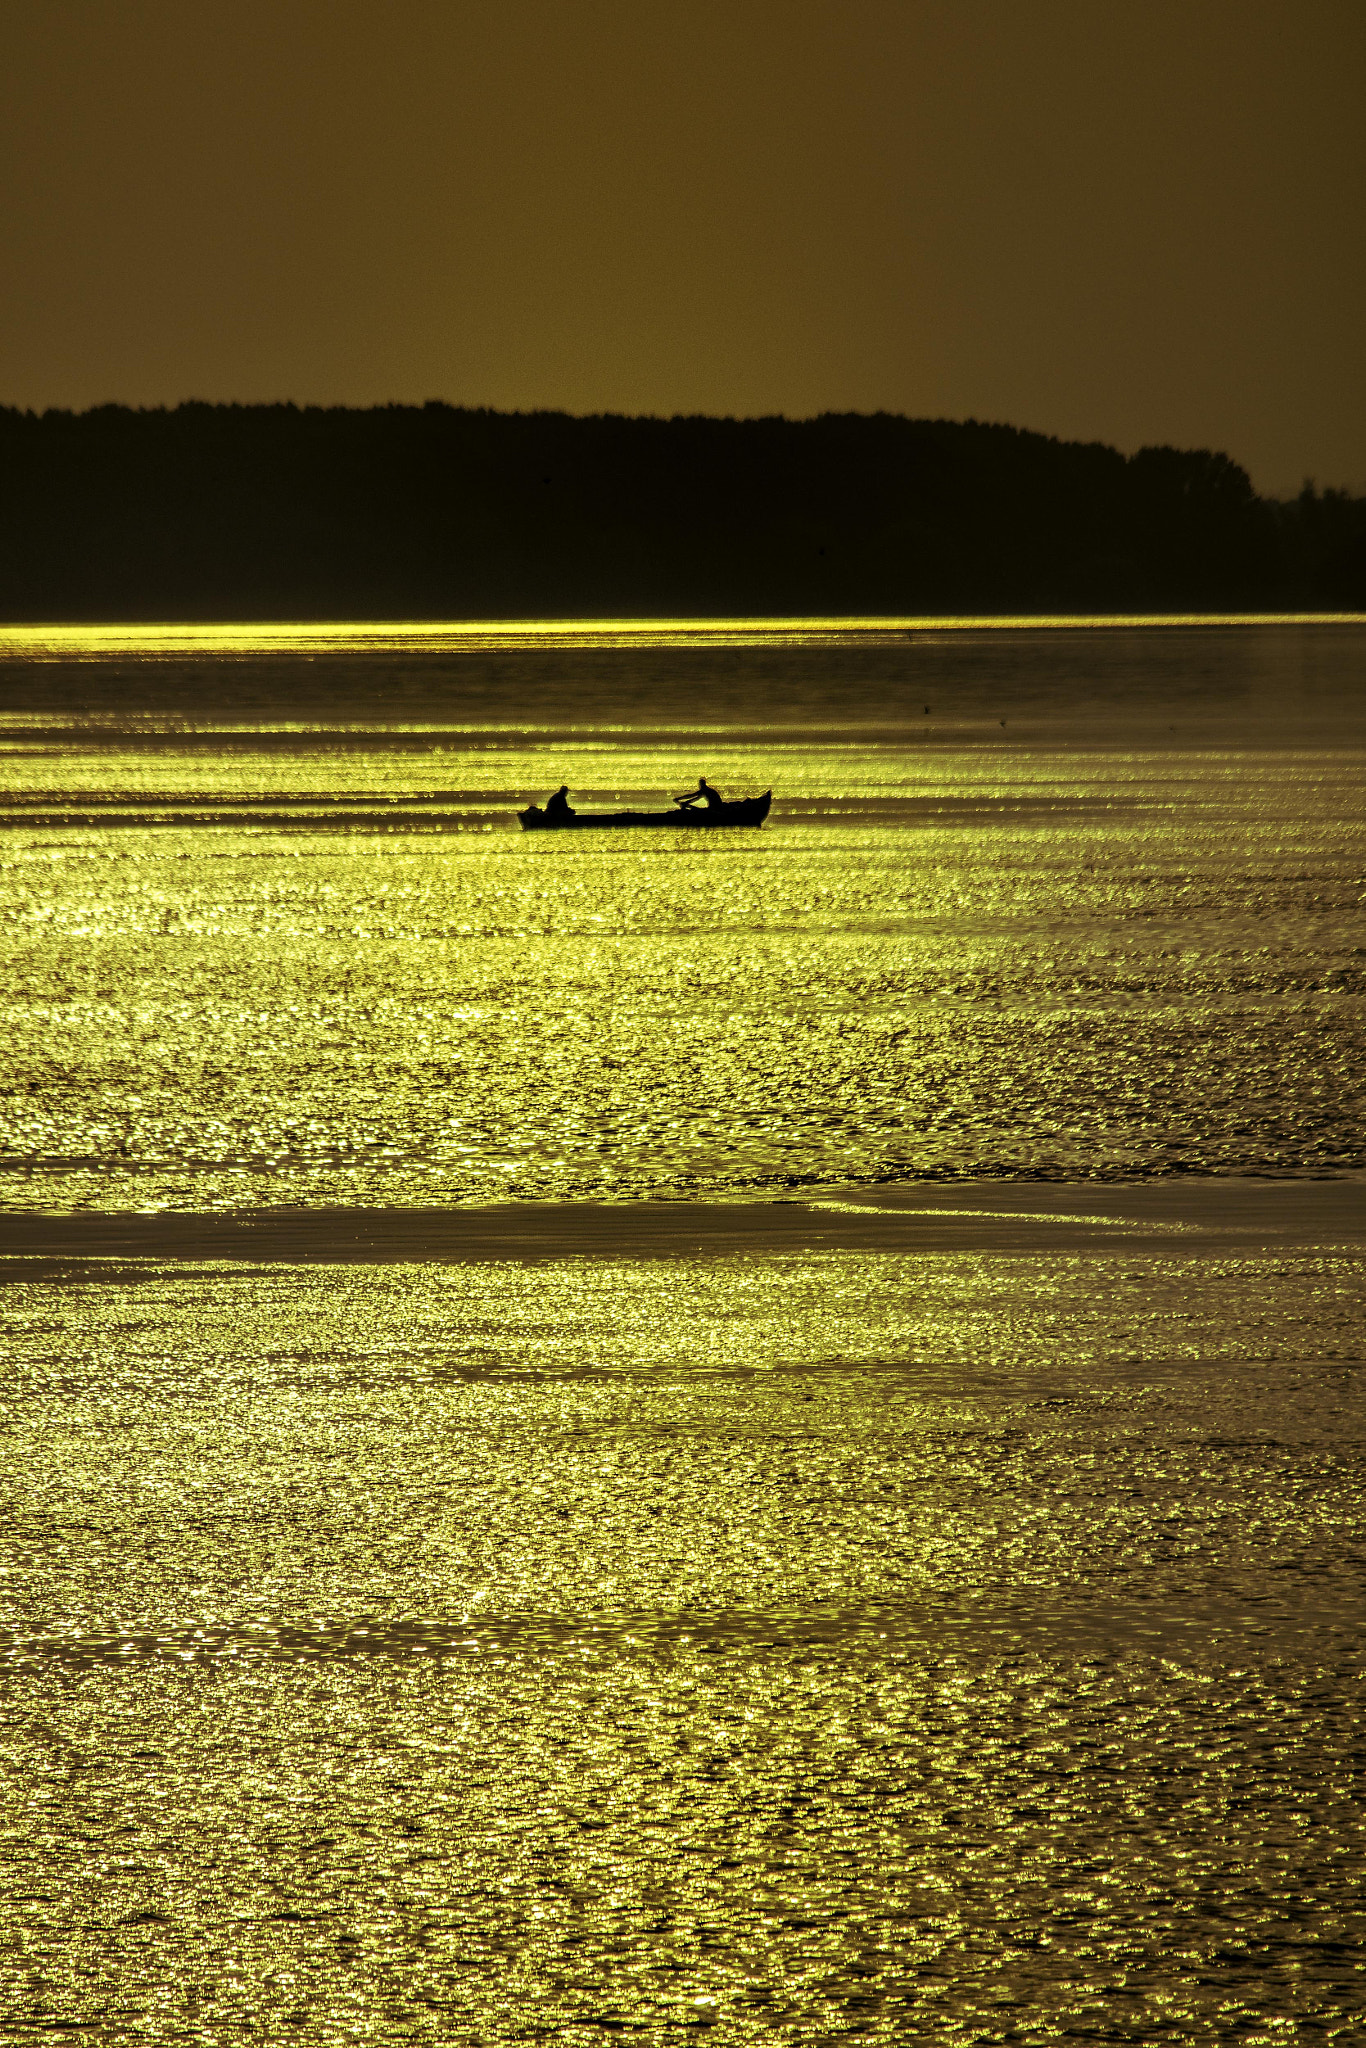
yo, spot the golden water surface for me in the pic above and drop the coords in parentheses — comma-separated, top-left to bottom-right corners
(1, 621, 1362, 2041)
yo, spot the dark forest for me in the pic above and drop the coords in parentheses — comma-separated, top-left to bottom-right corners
(1, 402, 1361, 620)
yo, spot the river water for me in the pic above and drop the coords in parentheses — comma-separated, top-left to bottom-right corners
(0, 619, 1363, 2042)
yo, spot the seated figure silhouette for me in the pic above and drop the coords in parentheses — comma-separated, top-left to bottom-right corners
(544, 784, 574, 822)
(675, 776, 724, 810)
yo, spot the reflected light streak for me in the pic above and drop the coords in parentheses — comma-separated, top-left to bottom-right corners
(2, 612, 1364, 660)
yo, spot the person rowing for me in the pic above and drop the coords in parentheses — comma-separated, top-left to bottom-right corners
(674, 776, 725, 810)
(544, 784, 575, 821)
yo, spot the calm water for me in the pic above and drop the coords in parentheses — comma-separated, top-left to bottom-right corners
(1, 621, 1363, 2042)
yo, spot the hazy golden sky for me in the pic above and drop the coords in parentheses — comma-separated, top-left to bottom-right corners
(2, 0, 1362, 490)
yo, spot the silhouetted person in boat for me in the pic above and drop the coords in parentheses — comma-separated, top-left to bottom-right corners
(544, 785, 574, 822)
(675, 776, 725, 810)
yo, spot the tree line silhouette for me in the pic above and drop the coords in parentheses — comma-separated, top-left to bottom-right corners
(0, 402, 1361, 619)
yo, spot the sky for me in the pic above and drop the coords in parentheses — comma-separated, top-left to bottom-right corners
(1, 0, 1362, 493)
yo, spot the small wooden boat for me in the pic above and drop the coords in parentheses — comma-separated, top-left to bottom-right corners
(519, 791, 772, 831)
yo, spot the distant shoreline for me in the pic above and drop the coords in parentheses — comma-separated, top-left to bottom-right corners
(3, 403, 1362, 620)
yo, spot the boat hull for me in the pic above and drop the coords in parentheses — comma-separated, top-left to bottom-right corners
(519, 792, 772, 831)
